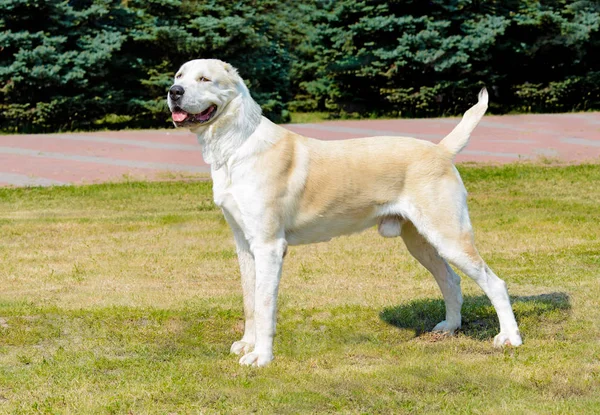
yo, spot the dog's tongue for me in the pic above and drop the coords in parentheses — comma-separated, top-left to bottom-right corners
(172, 111, 188, 122)
(198, 105, 216, 122)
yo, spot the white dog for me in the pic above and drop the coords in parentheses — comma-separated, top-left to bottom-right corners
(167, 59, 523, 367)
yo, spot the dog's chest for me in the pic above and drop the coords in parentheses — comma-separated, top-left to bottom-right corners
(212, 174, 242, 220)
(211, 168, 262, 235)
(213, 187, 236, 214)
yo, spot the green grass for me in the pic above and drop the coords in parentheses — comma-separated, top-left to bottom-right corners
(0, 164, 599, 414)
(289, 112, 331, 124)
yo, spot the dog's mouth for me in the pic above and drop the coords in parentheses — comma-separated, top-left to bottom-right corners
(172, 105, 218, 126)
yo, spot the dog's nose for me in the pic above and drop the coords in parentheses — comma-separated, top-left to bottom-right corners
(169, 85, 185, 101)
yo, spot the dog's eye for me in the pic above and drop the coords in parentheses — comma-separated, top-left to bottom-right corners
(198, 76, 210, 82)
(175, 73, 183, 79)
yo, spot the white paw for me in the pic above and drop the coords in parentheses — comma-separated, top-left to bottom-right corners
(493, 331, 523, 347)
(230, 340, 254, 355)
(239, 351, 274, 367)
(432, 320, 460, 334)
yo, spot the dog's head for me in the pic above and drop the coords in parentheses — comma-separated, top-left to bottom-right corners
(167, 59, 244, 130)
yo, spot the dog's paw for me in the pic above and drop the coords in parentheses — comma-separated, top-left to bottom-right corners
(493, 331, 523, 347)
(432, 320, 460, 334)
(239, 351, 274, 367)
(230, 340, 254, 355)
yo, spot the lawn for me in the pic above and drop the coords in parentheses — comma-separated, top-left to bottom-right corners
(0, 163, 599, 414)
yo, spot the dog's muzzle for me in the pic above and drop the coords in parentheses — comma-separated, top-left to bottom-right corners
(169, 85, 184, 102)
(168, 84, 218, 126)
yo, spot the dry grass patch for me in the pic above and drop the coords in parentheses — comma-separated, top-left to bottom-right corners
(0, 164, 599, 414)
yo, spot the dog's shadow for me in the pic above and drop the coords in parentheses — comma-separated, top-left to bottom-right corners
(380, 292, 571, 341)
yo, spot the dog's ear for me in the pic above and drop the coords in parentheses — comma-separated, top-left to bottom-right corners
(223, 62, 239, 76)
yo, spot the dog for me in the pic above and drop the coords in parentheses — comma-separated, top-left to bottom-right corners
(167, 59, 523, 367)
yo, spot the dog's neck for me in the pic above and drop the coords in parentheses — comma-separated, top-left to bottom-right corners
(192, 88, 263, 170)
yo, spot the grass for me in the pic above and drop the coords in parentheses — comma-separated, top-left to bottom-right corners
(289, 112, 331, 124)
(0, 163, 599, 414)
(288, 112, 397, 124)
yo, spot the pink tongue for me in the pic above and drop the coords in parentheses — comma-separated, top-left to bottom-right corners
(198, 106, 214, 121)
(172, 111, 188, 122)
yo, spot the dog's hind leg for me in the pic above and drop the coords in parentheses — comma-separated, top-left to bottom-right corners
(442, 244, 522, 347)
(401, 221, 463, 333)
(406, 175, 522, 347)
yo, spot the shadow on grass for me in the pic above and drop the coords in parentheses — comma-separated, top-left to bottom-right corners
(380, 292, 571, 341)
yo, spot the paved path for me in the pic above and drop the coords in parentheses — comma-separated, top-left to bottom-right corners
(1, 113, 599, 186)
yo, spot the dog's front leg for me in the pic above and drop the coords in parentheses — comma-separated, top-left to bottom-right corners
(230, 230, 256, 356)
(223, 211, 256, 356)
(238, 238, 286, 367)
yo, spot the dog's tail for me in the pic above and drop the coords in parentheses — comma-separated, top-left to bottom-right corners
(438, 88, 488, 157)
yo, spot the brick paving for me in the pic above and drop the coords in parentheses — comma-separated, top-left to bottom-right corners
(1, 112, 598, 186)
